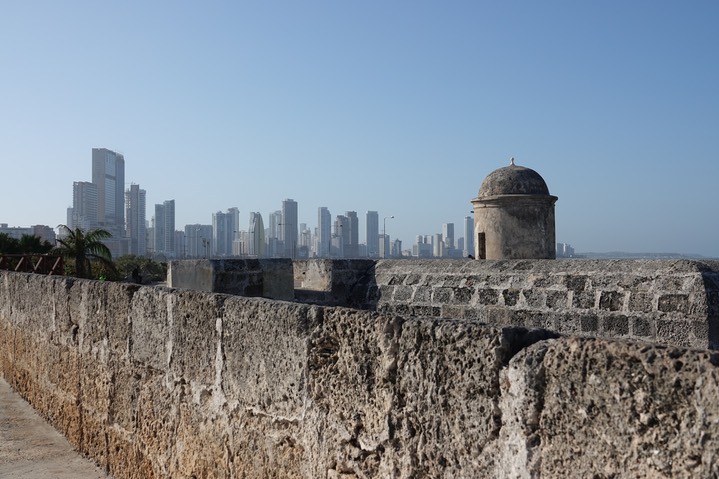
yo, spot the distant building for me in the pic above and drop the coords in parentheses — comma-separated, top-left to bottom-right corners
(71, 181, 98, 231)
(463, 216, 474, 257)
(379, 233, 390, 259)
(443, 223, 455, 250)
(557, 243, 575, 258)
(317, 207, 332, 257)
(267, 210, 282, 257)
(334, 215, 350, 258)
(125, 184, 146, 256)
(248, 212, 266, 257)
(281, 199, 298, 259)
(213, 208, 240, 257)
(391, 239, 402, 258)
(366, 211, 379, 258)
(433, 233, 444, 258)
(153, 200, 175, 257)
(185, 224, 212, 258)
(92, 148, 126, 256)
(346, 211, 359, 258)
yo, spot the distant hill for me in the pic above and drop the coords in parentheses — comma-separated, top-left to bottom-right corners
(572, 252, 715, 260)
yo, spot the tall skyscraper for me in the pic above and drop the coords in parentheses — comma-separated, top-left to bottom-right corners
(366, 211, 379, 258)
(267, 210, 282, 257)
(317, 207, 331, 257)
(443, 223, 455, 251)
(334, 215, 350, 257)
(248, 212, 266, 257)
(71, 181, 98, 230)
(125, 184, 146, 256)
(434, 233, 444, 257)
(91, 148, 125, 231)
(213, 207, 240, 257)
(281, 199, 298, 258)
(185, 224, 213, 258)
(91, 148, 126, 256)
(153, 200, 175, 257)
(463, 216, 474, 258)
(346, 211, 359, 258)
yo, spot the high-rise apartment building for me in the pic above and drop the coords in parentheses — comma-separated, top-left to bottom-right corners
(463, 216, 474, 257)
(443, 223, 455, 251)
(185, 224, 213, 258)
(433, 233, 444, 257)
(125, 184, 146, 256)
(71, 181, 98, 231)
(248, 212, 266, 257)
(91, 148, 126, 256)
(281, 199, 298, 259)
(346, 211, 359, 258)
(91, 148, 125, 230)
(267, 210, 282, 257)
(153, 200, 175, 257)
(317, 207, 331, 257)
(334, 215, 350, 258)
(366, 211, 379, 258)
(213, 208, 240, 257)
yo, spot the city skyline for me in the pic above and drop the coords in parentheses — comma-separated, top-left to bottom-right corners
(1, 3, 717, 257)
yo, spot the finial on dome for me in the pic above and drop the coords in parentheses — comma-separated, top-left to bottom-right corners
(510, 157, 515, 166)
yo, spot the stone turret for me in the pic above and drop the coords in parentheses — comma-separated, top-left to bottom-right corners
(471, 159, 557, 259)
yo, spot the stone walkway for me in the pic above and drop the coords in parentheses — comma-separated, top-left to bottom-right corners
(0, 378, 109, 478)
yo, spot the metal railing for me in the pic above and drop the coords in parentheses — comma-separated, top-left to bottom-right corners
(0, 255, 64, 275)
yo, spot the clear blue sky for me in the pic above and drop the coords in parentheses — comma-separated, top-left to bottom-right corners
(1, 1, 717, 256)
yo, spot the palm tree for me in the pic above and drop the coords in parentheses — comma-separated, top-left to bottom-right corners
(54, 225, 115, 279)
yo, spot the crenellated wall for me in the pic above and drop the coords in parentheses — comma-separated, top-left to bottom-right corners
(2, 269, 719, 478)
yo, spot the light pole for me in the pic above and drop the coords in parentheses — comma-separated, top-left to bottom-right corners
(383, 215, 394, 258)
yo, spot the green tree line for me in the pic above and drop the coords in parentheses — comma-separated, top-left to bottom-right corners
(0, 226, 166, 283)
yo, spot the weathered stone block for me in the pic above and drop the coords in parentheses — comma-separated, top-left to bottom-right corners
(572, 291, 596, 310)
(477, 288, 499, 305)
(629, 292, 654, 313)
(502, 289, 520, 306)
(603, 315, 629, 336)
(504, 338, 719, 478)
(599, 290, 624, 311)
(546, 290, 568, 309)
(167, 290, 225, 385)
(658, 294, 689, 314)
(580, 314, 598, 332)
(564, 275, 588, 292)
(410, 286, 432, 303)
(452, 286, 474, 303)
(393, 285, 413, 301)
(431, 287, 452, 303)
(632, 317, 652, 337)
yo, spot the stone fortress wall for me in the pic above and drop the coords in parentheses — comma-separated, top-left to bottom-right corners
(2, 259, 719, 478)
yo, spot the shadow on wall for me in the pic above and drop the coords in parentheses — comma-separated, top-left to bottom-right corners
(701, 268, 719, 349)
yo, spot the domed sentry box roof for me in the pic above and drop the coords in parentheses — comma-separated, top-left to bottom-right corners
(478, 158, 551, 198)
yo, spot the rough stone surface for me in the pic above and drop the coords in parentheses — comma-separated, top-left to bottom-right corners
(500, 337, 719, 478)
(358, 259, 719, 349)
(3, 267, 719, 478)
(168, 258, 294, 300)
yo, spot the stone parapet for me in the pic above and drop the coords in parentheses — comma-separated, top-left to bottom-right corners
(357, 259, 719, 349)
(168, 258, 293, 300)
(2, 270, 719, 478)
(293, 259, 375, 306)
